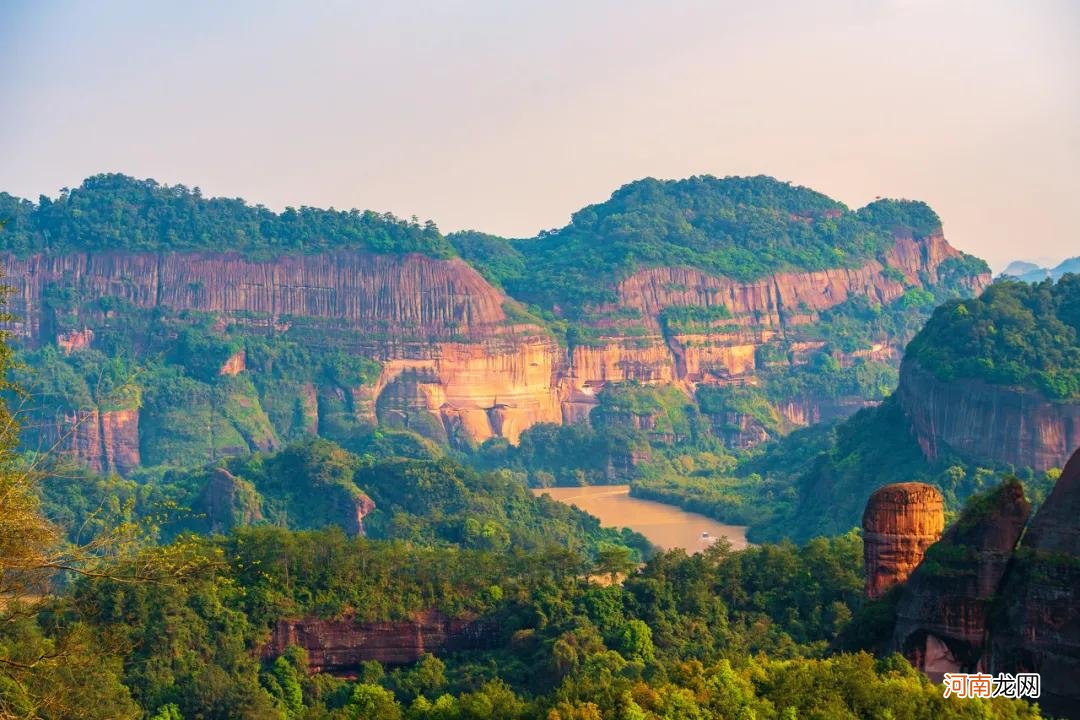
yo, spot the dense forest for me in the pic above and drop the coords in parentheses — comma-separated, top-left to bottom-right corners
(906, 276, 1080, 400)
(451, 175, 971, 311)
(0, 174, 454, 257)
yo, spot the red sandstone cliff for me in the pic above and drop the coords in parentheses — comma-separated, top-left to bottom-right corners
(897, 361, 1080, 472)
(34, 406, 140, 476)
(261, 611, 493, 673)
(892, 480, 1030, 679)
(565, 231, 988, 432)
(990, 447, 1080, 717)
(2, 251, 509, 342)
(2, 229, 986, 457)
(862, 483, 945, 600)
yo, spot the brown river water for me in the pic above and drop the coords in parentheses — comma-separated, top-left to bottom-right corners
(532, 485, 748, 552)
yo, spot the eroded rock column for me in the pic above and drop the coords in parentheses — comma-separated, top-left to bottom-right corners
(862, 482, 944, 599)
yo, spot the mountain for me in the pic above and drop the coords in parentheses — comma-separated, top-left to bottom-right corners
(1000, 256, 1080, 283)
(0, 173, 990, 475)
(1001, 260, 1043, 277)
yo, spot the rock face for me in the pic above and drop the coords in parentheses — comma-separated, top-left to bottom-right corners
(892, 480, 1031, 679)
(862, 483, 945, 599)
(262, 611, 494, 673)
(2, 228, 987, 463)
(897, 360, 1080, 472)
(197, 468, 263, 533)
(859, 452, 1080, 717)
(990, 447, 1080, 717)
(566, 230, 988, 423)
(36, 407, 141, 475)
(2, 251, 509, 342)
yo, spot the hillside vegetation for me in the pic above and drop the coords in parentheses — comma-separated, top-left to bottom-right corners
(0, 174, 455, 257)
(906, 275, 1080, 400)
(453, 175, 969, 311)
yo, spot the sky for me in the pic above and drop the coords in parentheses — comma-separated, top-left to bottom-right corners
(1, 0, 1077, 271)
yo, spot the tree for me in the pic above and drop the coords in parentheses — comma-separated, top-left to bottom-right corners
(595, 544, 636, 584)
(346, 684, 402, 720)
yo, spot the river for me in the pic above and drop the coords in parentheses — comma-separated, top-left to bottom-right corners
(532, 484, 748, 552)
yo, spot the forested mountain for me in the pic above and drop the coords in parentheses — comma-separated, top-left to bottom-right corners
(454, 175, 955, 310)
(0, 173, 990, 478)
(0, 174, 454, 257)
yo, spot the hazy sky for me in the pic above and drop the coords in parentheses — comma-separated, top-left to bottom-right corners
(2, 1, 1077, 270)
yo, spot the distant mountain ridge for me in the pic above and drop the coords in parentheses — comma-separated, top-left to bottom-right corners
(1001, 256, 1080, 283)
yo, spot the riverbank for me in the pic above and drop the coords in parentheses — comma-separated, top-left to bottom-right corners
(532, 485, 748, 553)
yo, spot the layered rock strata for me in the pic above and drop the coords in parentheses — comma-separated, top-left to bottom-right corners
(2, 228, 987, 457)
(862, 483, 945, 599)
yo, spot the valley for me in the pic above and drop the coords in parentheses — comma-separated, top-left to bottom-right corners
(0, 171, 1075, 720)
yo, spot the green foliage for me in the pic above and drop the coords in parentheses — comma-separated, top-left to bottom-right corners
(658, 304, 732, 333)
(446, 231, 526, 290)
(907, 276, 1080, 400)
(592, 383, 695, 440)
(500, 176, 935, 312)
(0, 174, 454, 257)
(854, 198, 943, 239)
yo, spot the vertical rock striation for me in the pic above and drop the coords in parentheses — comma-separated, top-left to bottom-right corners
(262, 611, 494, 672)
(898, 360, 1080, 472)
(862, 483, 945, 600)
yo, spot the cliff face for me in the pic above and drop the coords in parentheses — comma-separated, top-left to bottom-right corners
(3, 228, 986, 467)
(36, 407, 141, 476)
(862, 483, 945, 599)
(892, 481, 1030, 679)
(262, 611, 494, 673)
(610, 232, 979, 323)
(860, 454, 1080, 717)
(565, 231, 988, 429)
(897, 361, 1080, 471)
(2, 251, 508, 342)
(990, 447, 1080, 717)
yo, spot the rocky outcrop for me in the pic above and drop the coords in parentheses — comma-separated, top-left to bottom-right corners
(36, 407, 140, 475)
(2, 251, 509, 342)
(858, 453, 1080, 717)
(990, 447, 1080, 717)
(373, 337, 563, 446)
(892, 480, 1030, 679)
(862, 483, 945, 599)
(99, 408, 141, 475)
(219, 349, 246, 376)
(898, 360, 1080, 471)
(56, 327, 93, 354)
(262, 611, 494, 673)
(570, 339, 676, 386)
